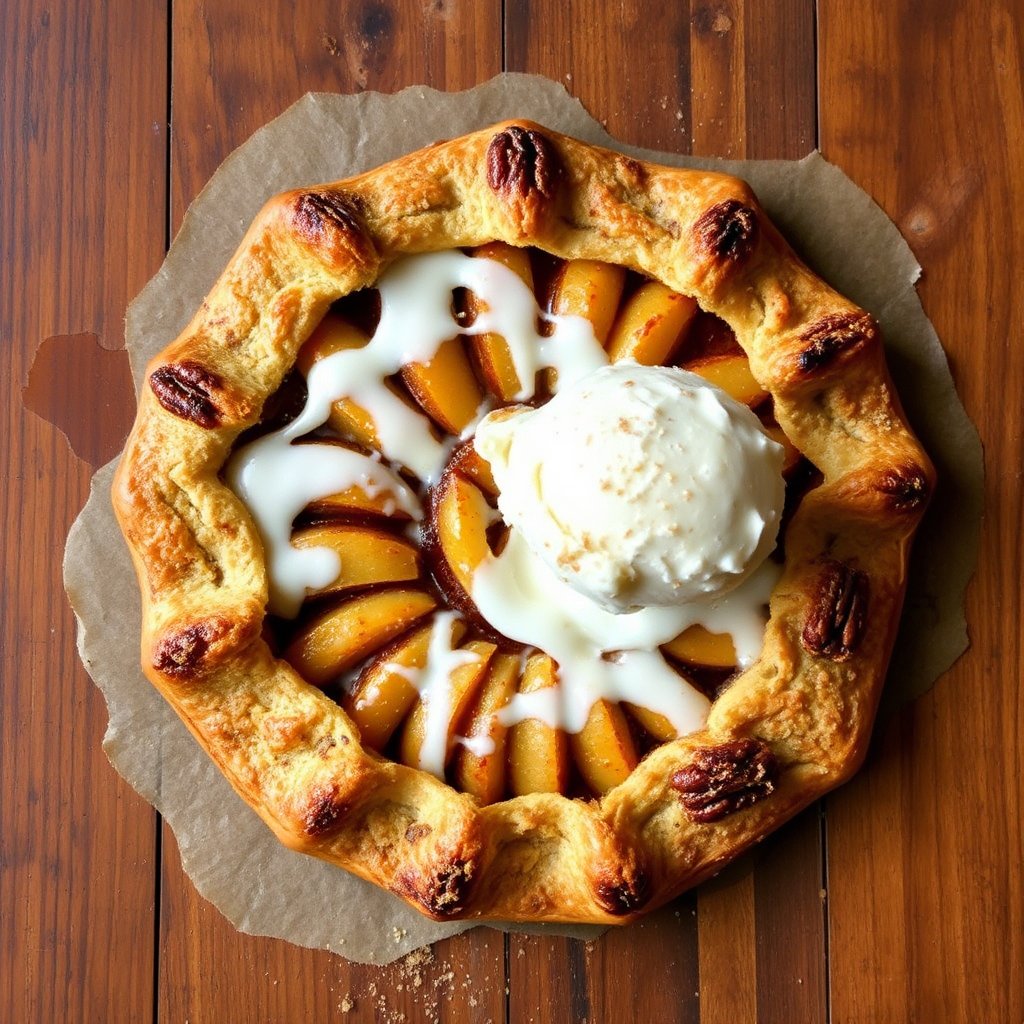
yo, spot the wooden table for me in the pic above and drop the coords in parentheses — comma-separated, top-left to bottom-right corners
(4, 2, 1021, 1021)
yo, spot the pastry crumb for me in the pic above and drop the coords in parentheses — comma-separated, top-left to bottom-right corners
(320, 30, 340, 56)
(400, 945, 434, 972)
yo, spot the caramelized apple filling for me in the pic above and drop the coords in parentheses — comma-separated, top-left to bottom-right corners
(227, 244, 814, 804)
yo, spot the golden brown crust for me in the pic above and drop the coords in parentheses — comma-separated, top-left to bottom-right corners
(112, 121, 933, 924)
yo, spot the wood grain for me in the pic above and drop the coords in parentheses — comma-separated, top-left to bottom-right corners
(508, 899, 701, 1024)
(157, 3, 506, 1020)
(819, 1, 1024, 1021)
(0, 1, 167, 1022)
(697, 860, 758, 1021)
(693, 809, 828, 1023)
(4, 0, 1022, 1020)
(506, 2, 821, 1020)
(506, 0, 815, 158)
(170, 0, 503, 225)
(752, 805, 827, 1019)
(158, 833, 507, 1024)
(505, 0, 694, 152)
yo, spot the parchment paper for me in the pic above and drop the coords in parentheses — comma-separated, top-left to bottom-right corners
(64, 74, 983, 965)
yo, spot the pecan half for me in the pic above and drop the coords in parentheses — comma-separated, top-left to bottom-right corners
(292, 188, 364, 244)
(672, 739, 778, 823)
(152, 620, 220, 677)
(802, 560, 870, 660)
(594, 869, 649, 916)
(396, 857, 475, 918)
(798, 311, 877, 374)
(289, 187, 374, 271)
(693, 199, 759, 262)
(486, 125, 558, 203)
(878, 463, 932, 513)
(149, 360, 224, 429)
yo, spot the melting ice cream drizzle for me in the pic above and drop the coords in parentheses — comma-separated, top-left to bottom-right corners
(227, 250, 780, 778)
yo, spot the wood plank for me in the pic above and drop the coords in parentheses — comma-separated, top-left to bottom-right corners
(742, 0, 817, 158)
(506, 934, 579, 1022)
(690, 0, 816, 159)
(507, 899, 701, 1024)
(819, 1, 1024, 1020)
(158, 832, 506, 1024)
(506, 0, 694, 152)
(697, 860, 758, 1022)
(696, 809, 826, 1022)
(753, 805, 827, 1019)
(689, 0, 748, 158)
(824, 723, 911, 1020)
(506, 0, 814, 158)
(505, 1, 821, 1020)
(170, 0, 503, 224)
(0, 1, 168, 1022)
(592, 898, 701, 1021)
(159, 2, 506, 1019)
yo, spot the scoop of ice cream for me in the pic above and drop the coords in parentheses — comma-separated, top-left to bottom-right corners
(473, 361, 786, 613)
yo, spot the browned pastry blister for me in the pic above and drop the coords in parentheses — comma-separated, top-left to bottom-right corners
(112, 121, 933, 924)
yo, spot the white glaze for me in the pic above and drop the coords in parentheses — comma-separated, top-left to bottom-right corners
(226, 442, 419, 618)
(376, 611, 482, 779)
(227, 250, 602, 616)
(473, 527, 780, 736)
(227, 250, 783, 747)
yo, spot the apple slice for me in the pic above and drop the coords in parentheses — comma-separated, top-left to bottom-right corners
(683, 351, 769, 408)
(508, 653, 569, 796)
(283, 588, 436, 686)
(292, 437, 418, 521)
(400, 336, 483, 435)
(661, 624, 737, 668)
(305, 479, 416, 521)
(623, 703, 679, 743)
(342, 626, 426, 750)
(446, 440, 499, 497)
(606, 282, 698, 365)
(452, 650, 519, 804)
(569, 698, 639, 795)
(343, 617, 468, 751)
(549, 259, 627, 346)
(468, 242, 534, 401)
(399, 639, 496, 774)
(292, 523, 420, 596)
(432, 469, 492, 596)
(296, 313, 380, 449)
